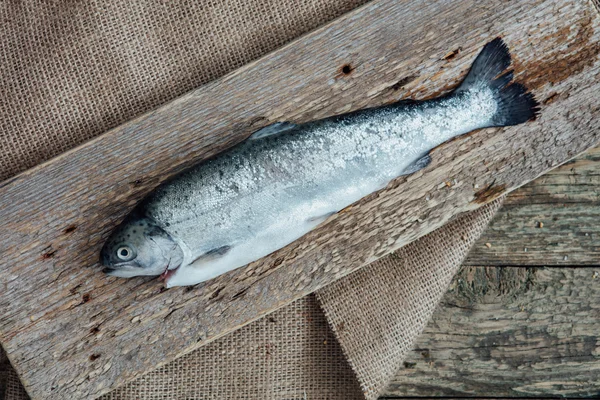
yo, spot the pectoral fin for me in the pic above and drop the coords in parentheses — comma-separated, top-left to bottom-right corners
(190, 246, 231, 267)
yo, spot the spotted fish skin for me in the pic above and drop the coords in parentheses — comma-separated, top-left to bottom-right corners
(101, 38, 539, 287)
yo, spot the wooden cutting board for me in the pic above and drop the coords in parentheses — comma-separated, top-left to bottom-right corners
(1, 0, 599, 398)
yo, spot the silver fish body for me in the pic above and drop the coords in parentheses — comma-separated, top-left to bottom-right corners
(101, 38, 539, 287)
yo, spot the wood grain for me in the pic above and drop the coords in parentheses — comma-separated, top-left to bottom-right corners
(0, 0, 599, 398)
(466, 146, 600, 266)
(382, 266, 600, 398)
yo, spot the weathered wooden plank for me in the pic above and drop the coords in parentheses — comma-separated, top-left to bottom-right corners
(382, 266, 600, 398)
(466, 146, 600, 265)
(0, 0, 599, 399)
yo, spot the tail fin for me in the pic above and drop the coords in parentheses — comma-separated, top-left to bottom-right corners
(457, 37, 540, 127)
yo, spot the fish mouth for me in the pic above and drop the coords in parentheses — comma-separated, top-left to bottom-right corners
(159, 265, 179, 283)
(158, 250, 183, 286)
(102, 262, 134, 276)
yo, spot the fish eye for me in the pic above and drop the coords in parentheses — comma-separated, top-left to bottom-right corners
(116, 246, 134, 261)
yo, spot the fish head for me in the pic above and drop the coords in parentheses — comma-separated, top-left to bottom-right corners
(100, 213, 183, 278)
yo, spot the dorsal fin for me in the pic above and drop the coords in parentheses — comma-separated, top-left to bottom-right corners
(249, 122, 298, 140)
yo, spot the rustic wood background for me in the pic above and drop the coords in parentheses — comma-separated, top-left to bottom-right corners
(1, 0, 599, 399)
(384, 266, 600, 398)
(380, 145, 600, 399)
(466, 147, 600, 266)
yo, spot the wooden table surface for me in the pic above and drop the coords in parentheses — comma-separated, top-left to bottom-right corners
(381, 145, 600, 399)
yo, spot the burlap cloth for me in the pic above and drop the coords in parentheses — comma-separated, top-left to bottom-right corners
(0, 1, 504, 399)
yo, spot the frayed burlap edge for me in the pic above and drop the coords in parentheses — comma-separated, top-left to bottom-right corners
(316, 199, 504, 400)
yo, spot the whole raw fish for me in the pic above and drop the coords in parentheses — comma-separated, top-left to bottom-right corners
(101, 38, 539, 287)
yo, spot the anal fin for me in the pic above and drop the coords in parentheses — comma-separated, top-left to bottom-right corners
(306, 211, 336, 225)
(249, 122, 298, 140)
(401, 154, 431, 175)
